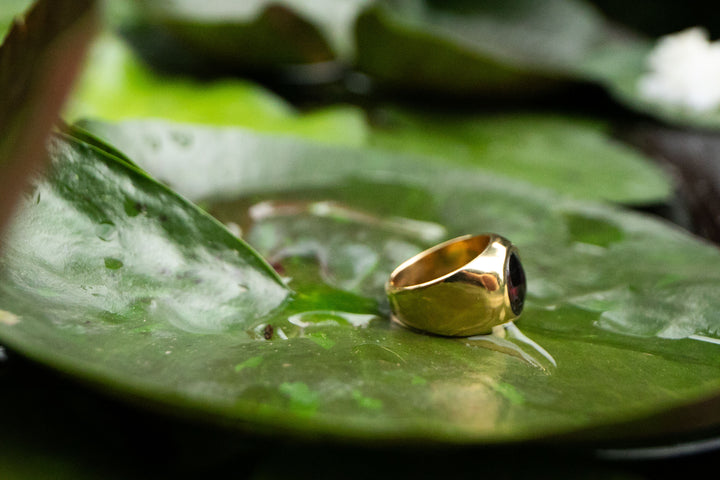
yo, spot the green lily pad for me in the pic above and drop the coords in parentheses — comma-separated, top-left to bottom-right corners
(3, 119, 720, 444)
(0, 131, 289, 387)
(354, 0, 607, 95)
(367, 108, 672, 204)
(120, 0, 619, 98)
(131, 0, 610, 95)
(66, 33, 367, 146)
(110, 0, 720, 133)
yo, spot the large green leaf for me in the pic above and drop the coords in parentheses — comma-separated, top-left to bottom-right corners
(2, 120, 720, 444)
(367, 108, 672, 204)
(66, 33, 367, 146)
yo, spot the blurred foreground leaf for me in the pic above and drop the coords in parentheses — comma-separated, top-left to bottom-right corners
(0, 0, 97, 238)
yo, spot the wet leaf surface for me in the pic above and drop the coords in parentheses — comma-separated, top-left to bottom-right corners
(2, 120, 719, 444)
(0, 132, 289, 408)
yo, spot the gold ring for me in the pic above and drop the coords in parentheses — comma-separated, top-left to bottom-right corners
(385, 234, 526, 337)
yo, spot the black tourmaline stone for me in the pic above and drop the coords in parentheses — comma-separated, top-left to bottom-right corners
(507, 252, 526, 316)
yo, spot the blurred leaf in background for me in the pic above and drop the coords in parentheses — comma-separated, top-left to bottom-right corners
(134, 0, 368, 68)
(116, 0, 720, 131)
(65, 4, 674, 204)
(354, 0, 608, 96)
(367, 108, 671, 204)
(66, 32, 369, 146)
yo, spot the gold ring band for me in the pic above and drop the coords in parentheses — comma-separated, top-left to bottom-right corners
(385, 234, 526, 337)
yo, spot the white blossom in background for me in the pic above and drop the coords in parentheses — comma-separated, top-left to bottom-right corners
(638, 27, 720, 112)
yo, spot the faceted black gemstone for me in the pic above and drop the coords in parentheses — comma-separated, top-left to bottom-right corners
(507, 252, 526, 316)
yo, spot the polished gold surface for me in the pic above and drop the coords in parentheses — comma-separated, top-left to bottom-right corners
(386, 234, 526, 337)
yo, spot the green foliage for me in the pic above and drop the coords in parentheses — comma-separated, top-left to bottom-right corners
(66, 34, 672, 203)
(2, 1, 720, 477)
(2, 121, 719, 444)
(67, 34, 368, 146)
(367, 109, 671, 203)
